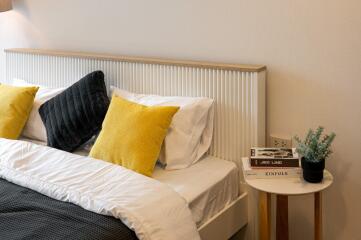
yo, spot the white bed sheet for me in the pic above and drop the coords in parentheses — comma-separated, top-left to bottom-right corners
(19, 137, 240, 227)
(153, 156, 240, 226)
(20, 137, 91, 156)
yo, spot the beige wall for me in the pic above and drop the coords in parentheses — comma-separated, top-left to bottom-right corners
(1, 0, 360, 239)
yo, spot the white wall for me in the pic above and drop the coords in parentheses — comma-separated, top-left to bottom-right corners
(1, 0, 360, 239)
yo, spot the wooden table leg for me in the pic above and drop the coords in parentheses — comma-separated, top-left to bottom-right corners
(276, 195, 289, 240)
(259, 191, 271, 240)
(315, 192, 322, 240)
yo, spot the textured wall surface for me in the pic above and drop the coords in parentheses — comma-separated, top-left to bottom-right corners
(0, 1, 360, 239)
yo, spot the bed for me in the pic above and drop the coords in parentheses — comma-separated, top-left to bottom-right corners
(20, 137, 240, 228)
(1, 49, 266, 240)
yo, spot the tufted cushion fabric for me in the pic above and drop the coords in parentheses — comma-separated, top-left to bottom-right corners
(39, 71, 109, 152)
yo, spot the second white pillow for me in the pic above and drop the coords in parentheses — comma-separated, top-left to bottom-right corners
(12, 79, 64, 142)
(111, 86, 214, 170)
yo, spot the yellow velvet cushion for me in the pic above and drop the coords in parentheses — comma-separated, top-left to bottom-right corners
(90, 95, 179, 177)
(0, 84, 39, 139)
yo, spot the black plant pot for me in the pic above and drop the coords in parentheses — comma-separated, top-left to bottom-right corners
(301, 158, 325, 183)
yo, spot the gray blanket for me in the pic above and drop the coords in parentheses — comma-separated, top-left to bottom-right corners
(0, 179, 138, 240)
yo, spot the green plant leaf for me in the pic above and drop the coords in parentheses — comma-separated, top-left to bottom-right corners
(293, 126, 336, 162)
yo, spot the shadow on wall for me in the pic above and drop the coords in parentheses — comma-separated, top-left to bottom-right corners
(0, 1, 47, 81)
(288, 152, 348, 240)
(324, 151, 349, 239)
(289, 195, 313, 240)
(0, 1, 47, 47)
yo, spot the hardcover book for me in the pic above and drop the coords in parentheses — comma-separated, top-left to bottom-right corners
(242, 158, 301, 179)
(250, 147, 300, 168)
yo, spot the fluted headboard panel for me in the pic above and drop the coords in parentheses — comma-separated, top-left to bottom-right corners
(5, 49, 266, 165)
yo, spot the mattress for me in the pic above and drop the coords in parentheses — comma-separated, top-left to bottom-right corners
(19, 137, 240, 227)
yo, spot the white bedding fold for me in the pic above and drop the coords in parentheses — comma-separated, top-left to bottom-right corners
(0, 138, 200, 240)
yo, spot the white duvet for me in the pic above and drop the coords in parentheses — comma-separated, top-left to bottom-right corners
(0, 138, 200, 240)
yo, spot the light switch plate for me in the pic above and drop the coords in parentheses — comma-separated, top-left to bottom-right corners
(269, 135, 292, 148)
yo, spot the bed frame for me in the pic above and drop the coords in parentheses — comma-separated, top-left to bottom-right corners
(4, 48, 266, 240)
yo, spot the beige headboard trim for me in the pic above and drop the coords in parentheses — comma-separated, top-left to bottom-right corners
(5, 48, 266, 73)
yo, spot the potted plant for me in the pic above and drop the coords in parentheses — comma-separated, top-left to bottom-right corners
(294, 126, 336, 183)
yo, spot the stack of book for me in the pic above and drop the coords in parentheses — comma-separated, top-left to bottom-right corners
(242, 147, 301, 179)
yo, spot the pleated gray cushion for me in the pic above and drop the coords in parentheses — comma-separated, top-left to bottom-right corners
(39, 71, 109, 152)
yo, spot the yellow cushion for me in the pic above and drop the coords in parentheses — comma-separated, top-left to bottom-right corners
(90, 95, 179, 177)
(0, 84, 39, 139)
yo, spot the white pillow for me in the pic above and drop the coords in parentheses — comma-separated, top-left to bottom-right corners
(12, 79, 64, 142)
(111, 86, 214, 170)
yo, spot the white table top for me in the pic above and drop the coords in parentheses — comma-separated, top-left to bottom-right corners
(245, 170, 333, 195)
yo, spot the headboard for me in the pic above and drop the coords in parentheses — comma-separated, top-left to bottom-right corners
(5, 48, 266, 166)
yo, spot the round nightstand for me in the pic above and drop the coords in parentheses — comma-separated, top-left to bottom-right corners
(244, 170, 333, 240)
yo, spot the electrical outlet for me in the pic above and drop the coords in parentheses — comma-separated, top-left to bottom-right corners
(269, 136, 292, 148)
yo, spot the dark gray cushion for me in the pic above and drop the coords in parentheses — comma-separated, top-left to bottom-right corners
(39, 71, 109, 152)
